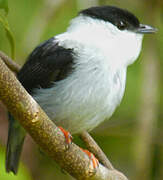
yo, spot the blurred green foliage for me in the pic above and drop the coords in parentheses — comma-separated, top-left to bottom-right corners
(0, 0, 162, 180)
(0, 147, 32, 180)
(0, 0, 8, 14)
(0, 0, 15, 58)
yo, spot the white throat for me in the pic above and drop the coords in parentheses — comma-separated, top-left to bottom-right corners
(35, 15, 144, 134)
(56, 15, 143, 69)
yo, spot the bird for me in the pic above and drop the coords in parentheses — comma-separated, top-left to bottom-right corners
(5, 5, 157, 174)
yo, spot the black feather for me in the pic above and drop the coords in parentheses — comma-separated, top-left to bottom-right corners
(18, 37, 74, 93)
(80, 6, 140, 31)
(6, 37, 74, 174)
(6, 114, 25, 174)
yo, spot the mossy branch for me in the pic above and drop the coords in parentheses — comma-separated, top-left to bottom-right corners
(0, 54, 128, 180)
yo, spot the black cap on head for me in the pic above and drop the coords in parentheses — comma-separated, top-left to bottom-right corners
(80, 6, 140, 31)
(80, 6, 157, 34)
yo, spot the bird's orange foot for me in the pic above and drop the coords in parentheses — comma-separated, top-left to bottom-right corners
(58, 126, 72, 144)
(81, 148, 99, 169)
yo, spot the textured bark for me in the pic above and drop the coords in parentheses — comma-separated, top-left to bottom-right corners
(0, 57, 128, 179)
(80, 131, 114, 170)
(0, 51, 20, 73)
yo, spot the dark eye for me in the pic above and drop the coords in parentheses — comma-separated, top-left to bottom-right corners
(117, 21, 127, 30)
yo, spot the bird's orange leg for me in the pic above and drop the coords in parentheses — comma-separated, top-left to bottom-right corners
(81, 148, 99, 169)
(58, 126, 72, 144)
(58, 127, 99, 168)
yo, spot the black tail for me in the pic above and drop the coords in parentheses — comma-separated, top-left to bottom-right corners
(6, 113, 26, 174)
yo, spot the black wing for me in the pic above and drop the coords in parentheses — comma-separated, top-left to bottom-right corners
(18, 37, 74, 93)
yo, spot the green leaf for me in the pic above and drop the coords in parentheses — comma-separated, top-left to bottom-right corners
(0, 13, 15, 59)
(0, 0, 8, 15)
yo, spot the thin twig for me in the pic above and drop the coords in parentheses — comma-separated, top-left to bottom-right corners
(0, 51, 20, 73)
(80, 131, 114, 170)
(0, 57, 128, 179)
(0, 50, 115, 171)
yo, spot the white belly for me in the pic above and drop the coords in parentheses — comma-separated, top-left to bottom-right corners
(34, 64, 127, 134)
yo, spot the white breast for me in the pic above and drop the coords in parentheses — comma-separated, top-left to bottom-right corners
(34, 43, 127, 134)
(34, 15, 143, 134)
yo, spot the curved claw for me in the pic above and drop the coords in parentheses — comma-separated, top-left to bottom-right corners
(58, 126, 72, 144)
(81, 148, 99, 169)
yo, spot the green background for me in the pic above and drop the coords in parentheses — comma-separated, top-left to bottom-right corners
(0, 0, 162, 179)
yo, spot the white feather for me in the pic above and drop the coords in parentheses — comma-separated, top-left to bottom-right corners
(34, 15, 143, 134)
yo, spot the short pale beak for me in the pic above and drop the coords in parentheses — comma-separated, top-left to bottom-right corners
(136, 24, 158, 34)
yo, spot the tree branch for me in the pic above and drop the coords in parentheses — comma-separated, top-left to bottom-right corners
(0, 51, 20, 73)
(0, 51, 117, 170)
(80, 131, 114, 170)
(0, 56, 128, 179)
